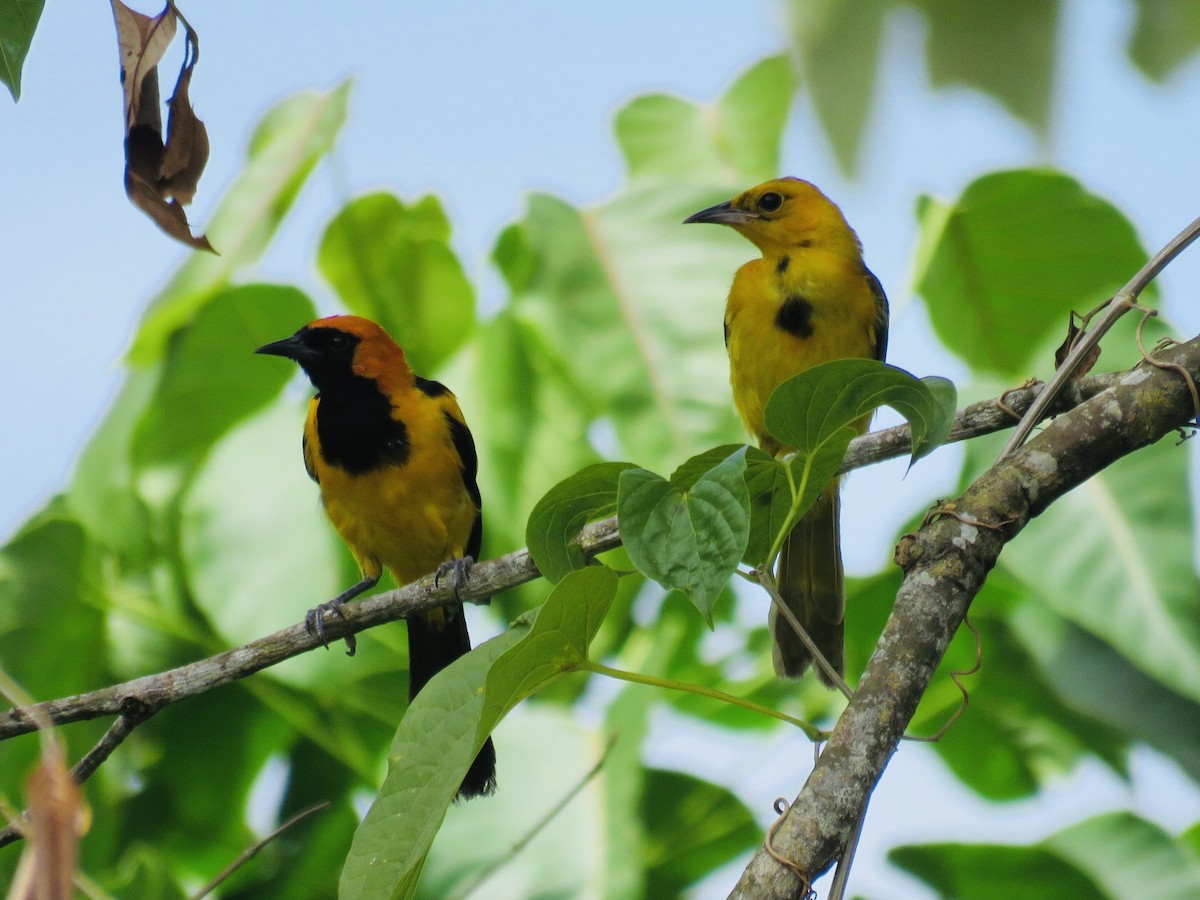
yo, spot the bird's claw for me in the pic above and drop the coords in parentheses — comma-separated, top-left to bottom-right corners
(434, 556, 475, 601)
(305, 599, 357, 656)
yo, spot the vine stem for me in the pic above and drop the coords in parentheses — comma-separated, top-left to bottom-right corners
(764, 456, 813, 571)
(576, 660, 824, 742)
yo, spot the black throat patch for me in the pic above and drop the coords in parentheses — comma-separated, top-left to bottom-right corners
(314, 375, 410, 475)
(775, 295, 815, 340)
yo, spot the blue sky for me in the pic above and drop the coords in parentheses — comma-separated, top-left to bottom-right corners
(5, 1, 1200, 896)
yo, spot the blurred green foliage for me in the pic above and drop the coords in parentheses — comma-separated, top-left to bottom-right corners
(4, 5, 1200, 898)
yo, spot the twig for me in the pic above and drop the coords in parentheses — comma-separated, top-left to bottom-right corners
(753, 569, 853, 699)
(0, 368, 1140, 851)
(190, 802, 331, 900)
(826, 794, 870, 900)
(999, 214, 1200, 459)
(3, 371, 1110, 744)
(72, 699, 156, 784)
(446, 737, 617, 900)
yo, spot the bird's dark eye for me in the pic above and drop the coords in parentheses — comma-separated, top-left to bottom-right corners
(758, 192, 783, 213)
(327, 332, 349, 350)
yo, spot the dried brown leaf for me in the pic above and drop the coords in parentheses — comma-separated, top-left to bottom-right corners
(5, 747, 88, 900)
(125, 168, 214, 251)
(110, 0, 176, 130)
(160, 62, 209, 203)
(110, 1, 215, 252)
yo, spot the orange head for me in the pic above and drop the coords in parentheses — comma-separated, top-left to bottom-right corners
(255, 315, 413, 394)
(683, 177, 862, 260)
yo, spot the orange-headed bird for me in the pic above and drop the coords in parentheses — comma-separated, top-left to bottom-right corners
(685, 178, 889, 685)
(257, 315, 496, 798)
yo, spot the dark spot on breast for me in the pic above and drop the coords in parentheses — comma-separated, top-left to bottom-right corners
(775, 295, 815, 339)
(776, 255, 790, 274)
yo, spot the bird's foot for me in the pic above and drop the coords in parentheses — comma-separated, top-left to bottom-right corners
(305, 598, 357, 656)
(434, 556, 476, 601)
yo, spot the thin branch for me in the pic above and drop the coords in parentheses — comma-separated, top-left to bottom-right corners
(728, 334, 1200, 899)
(0, 531, 578, 740)
(2, 372, 1108, 743)
(0, 366, 1144, 851)
(753, 568, 853, 698)
(999, 214, 1200, 459)
(72, 699, 156, 785)
(580, 660, 822, 740)
(190, 802, 330, 900)
(446, 737, 617, 900)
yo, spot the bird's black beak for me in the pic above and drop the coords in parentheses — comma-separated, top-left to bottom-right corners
(255, 333, 305, 361)
(683, 200, 756, 226)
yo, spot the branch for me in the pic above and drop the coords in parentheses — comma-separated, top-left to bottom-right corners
(0, 524, 609, 741)
(728, 335, 1200, 899)
(999, 213, 1200, 458)
(0, 366, 1133, 833)
(0, 365, 1142, 847)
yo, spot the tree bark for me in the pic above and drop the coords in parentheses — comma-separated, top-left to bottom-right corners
(729, 336, 1200, 899)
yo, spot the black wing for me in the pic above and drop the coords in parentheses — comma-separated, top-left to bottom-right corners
(443, 410, 484, 560)
(863, 266, 889, 362)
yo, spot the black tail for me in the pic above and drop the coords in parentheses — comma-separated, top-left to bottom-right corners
(408, 606, 497, 799)
(772, 483, 845, 686)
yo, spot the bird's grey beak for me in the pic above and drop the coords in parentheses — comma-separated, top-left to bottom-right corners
(683, 200, 756, 225)
(255, 333, 305, 360)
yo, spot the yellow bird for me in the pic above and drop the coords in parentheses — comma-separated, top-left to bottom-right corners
(686, 178, 888, 685)
(257, 315, 496, 798)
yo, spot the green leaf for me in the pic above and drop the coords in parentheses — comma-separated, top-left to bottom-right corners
(763, 360, 955, 495)
(664, 443, 788, 567)
(601, 687, 653, 900)
(0, 516, 107, 700)
(911, 0, 1059, 131)
(787, 0, 886, 174)
(526, 462, 635, 583)
(995, 431, 1200, 703)
(0, 515, 111, 838)
(894, 812, 1200, 900)
(499, 60, 797, 473)
(618, 449, 749, 624)
(1012, 602, 1200, 785)
(913, 169, 1150, 378)
(1045, 812, 1200, 899)
(132, 284, 316, 469)
(129, 82, 351, 364)
(340, 567, 620, 900)
(641, 770, 759, 898)
(318, 192, 475, 374)
(179, 402, 372, 691)
(891, 843, 1105, 900)
(66, 367, 159, 558)
(0, 0, 43, 100)
(500, 190, 743, 471)
(1182, 821, 1200, 859)
(469, 308, 601, 588)
(120, 688, 291, 880)
(615, 55, 793, 184)
(1129, 0, 1200, 82)
(921, 610, 1128, 800)
(416, 705, 618, 900)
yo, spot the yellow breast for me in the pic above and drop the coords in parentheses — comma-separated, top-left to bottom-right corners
(305, 397, 477, 585)
(725, 254, 879, 452)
